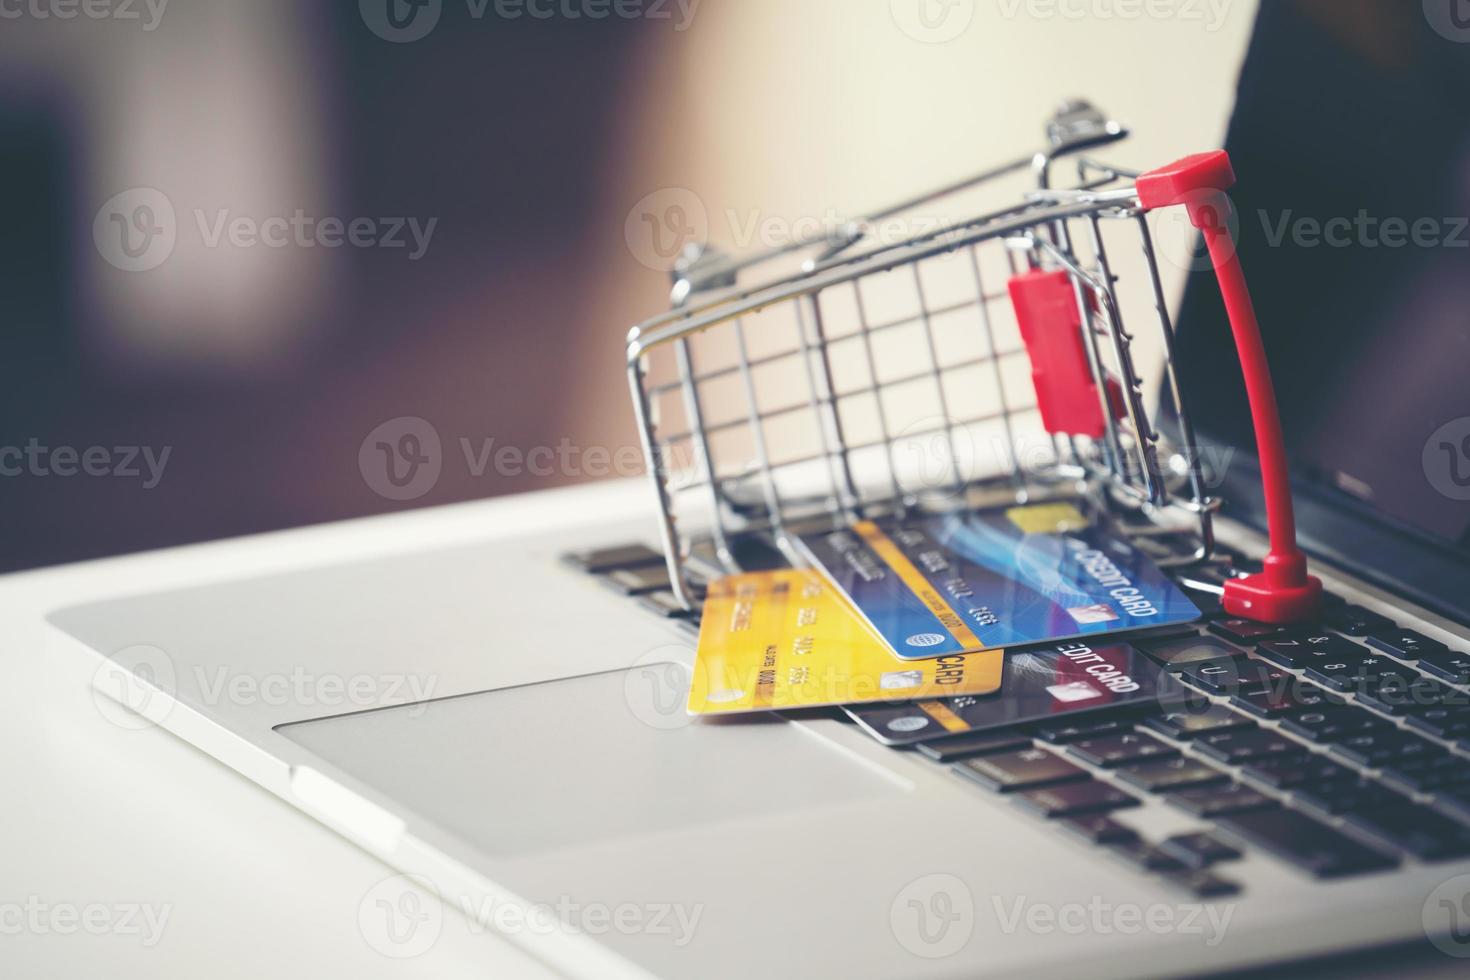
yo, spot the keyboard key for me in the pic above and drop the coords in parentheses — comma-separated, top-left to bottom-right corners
(1240, 755, 1357, 791)
(1428, 786, 1470, 826)
(1418, 649, 1470, 686)
(602, 564, 672, 596)
(1214, 809, 1397, 878)
(1379, 752, 1469, 793)
(1365, 628, 1447, 661)
(1196, 729, 1310, 765)
(1106, 841, 1187, 873)
(1143, 705, 1255, 740)
(1166, 782, 1279, 818)
(1405, 708, 1470, 741)
(1066, 733, 1178, 768)
(1293, 778, 1408, 816)
(1159, 831, 1242, 869)
(956, 748, 1090, 793)
(1136, 634, 1245, 671)
(1356, 677, 1465, 716)
(1325, 605, 1394, 636)
(1161, 870, 1241, 898)
(1344, 804, 1470, 861)
(1154, 685, 1218, 718)
(1032, 718, 1135, 745)
(1015, 781, 1141, 818)
(1331, 731, 1443, 769)
(1060, 815, 1139, 845)
(1386, 771, 1470, 798)
(1407, 684, 1470, 713)
(1234, 658, 1293, 696)
(1171, 660, 1248, 695)
(1127, 623, 1206, 645)
(1230, 682, 1342, 719)
(1304, 655, 1412, 694)
(1258, 634, 1368, 670)
(1116, 757, 1230, 793)
(1382, 748, 1460, 774)
(1177, 659, 1288, 696)
(1134, 533, 1202, 560)
(636, 591, 696, 619)
(1210, 618, 1304, 645)
(1278, 706, 1392, 743)
(918, 731, 1033, 763)
(564, 543, 663, 573)
(1233, 661, 1295, 694)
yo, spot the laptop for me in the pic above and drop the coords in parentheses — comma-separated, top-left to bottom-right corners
(49, 5, 1470, 978)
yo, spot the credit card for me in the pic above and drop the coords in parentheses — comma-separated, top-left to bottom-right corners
(845, 640, 1180, 745)
(795, 503, 1200, 659)
(687, 569, 1005, 715)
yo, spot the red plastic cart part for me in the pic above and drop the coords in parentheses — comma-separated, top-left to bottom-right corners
(1009, 268, 1124, 439)
(1138, 151, 1322, 625)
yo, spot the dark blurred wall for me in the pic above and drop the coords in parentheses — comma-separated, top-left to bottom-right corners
(0, 1, 682, 570)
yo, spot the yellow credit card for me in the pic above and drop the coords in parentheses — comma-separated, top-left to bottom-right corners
(1005, 501, 1090, 534)
(688, 569, 1005, 715)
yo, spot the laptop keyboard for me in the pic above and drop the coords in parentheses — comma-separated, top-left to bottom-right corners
(566, 540, 1470, 897)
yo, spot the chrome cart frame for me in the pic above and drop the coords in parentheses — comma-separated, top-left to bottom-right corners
(627, 101, 1220, 609)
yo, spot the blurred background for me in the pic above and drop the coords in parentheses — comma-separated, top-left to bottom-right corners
(0, 0, 1266, 570)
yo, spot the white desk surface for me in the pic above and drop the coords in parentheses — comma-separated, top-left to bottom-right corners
(5, 478, 1466, 979)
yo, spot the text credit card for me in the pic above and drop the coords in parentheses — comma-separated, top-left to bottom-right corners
(687, 569, 1005, 715)
(796, 503, 1199, 658)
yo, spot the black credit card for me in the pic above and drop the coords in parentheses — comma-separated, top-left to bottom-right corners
(845, 641, 1180, 746)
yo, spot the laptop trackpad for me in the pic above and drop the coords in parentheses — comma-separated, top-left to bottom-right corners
(276, 665, 902, 856)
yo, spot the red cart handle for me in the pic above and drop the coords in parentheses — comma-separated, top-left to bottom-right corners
(1138, 151, 1322, 625)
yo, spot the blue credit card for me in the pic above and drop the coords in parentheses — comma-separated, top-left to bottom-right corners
(795, 502, 1200, 659)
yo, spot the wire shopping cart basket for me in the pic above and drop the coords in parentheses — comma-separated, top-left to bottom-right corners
(626, 100, 1322, 625)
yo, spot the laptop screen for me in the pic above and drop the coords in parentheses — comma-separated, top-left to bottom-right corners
(1171, 1, 1470, 618)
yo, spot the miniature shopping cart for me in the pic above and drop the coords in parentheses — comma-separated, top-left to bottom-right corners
(626, 101, 1322, 625)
